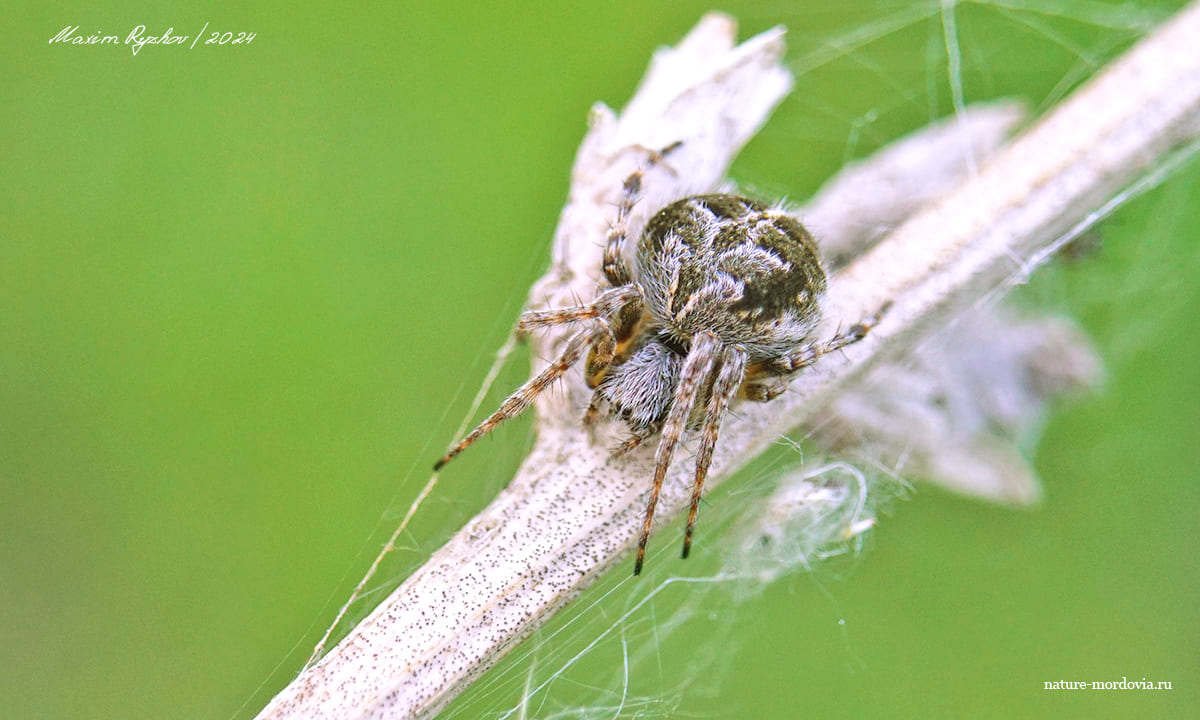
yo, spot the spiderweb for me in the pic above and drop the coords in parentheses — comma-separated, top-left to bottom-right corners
(265, 1, 1200, 718)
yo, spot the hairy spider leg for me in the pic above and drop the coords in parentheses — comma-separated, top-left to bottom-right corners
(613, 424, 659, 456)
(582, 391, 605, 430)
(742, 301, 891, 400)
(681, 344, 747, 560)
(602, 141, 683, 288)
(517, 285, 641, 333)
(634, 331, 720, 575)
(434, 326, 606, 471)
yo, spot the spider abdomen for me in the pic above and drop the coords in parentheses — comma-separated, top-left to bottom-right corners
(635, 194, 827, 359)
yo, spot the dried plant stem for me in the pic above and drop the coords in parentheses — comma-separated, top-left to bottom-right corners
(257, 4, 1200, 719)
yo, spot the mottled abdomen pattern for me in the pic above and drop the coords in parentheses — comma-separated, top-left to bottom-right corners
(635, 194, 827, 359)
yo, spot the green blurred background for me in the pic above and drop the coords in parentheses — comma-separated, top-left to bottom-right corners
(3, 1, 1197, 718)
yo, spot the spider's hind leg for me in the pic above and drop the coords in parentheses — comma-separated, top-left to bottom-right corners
(744, 302, 891, 394)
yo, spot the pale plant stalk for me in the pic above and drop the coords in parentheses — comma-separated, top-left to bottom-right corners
(257, 4, 1200, 719)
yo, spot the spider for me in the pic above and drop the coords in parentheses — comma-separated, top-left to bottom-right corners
(435, 148, 884, 575)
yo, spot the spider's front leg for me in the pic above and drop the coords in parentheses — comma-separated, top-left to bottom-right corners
(435, 288, 646, 471)
(611, 423, 660, 456)
(517, 285, 641, 335)
(635, 332, 721, 575)
(602, 141, 683, 288)
(434, 325, 607, 471)
(681, 344, 747, 560)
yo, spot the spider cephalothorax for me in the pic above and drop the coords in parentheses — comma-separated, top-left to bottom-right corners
(436, 159, 881, 575)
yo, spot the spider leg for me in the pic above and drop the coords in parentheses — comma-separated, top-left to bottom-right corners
(612, 423, 659, 456)
(434, 326, 603, 471)
(634, 331, 720, 575)
(518, 285, 640, 333)
(681, 344, 747, 560)
(602, 142, 683, 288)
(582, 391, 605, 431)
(746, 302, 891, 388)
